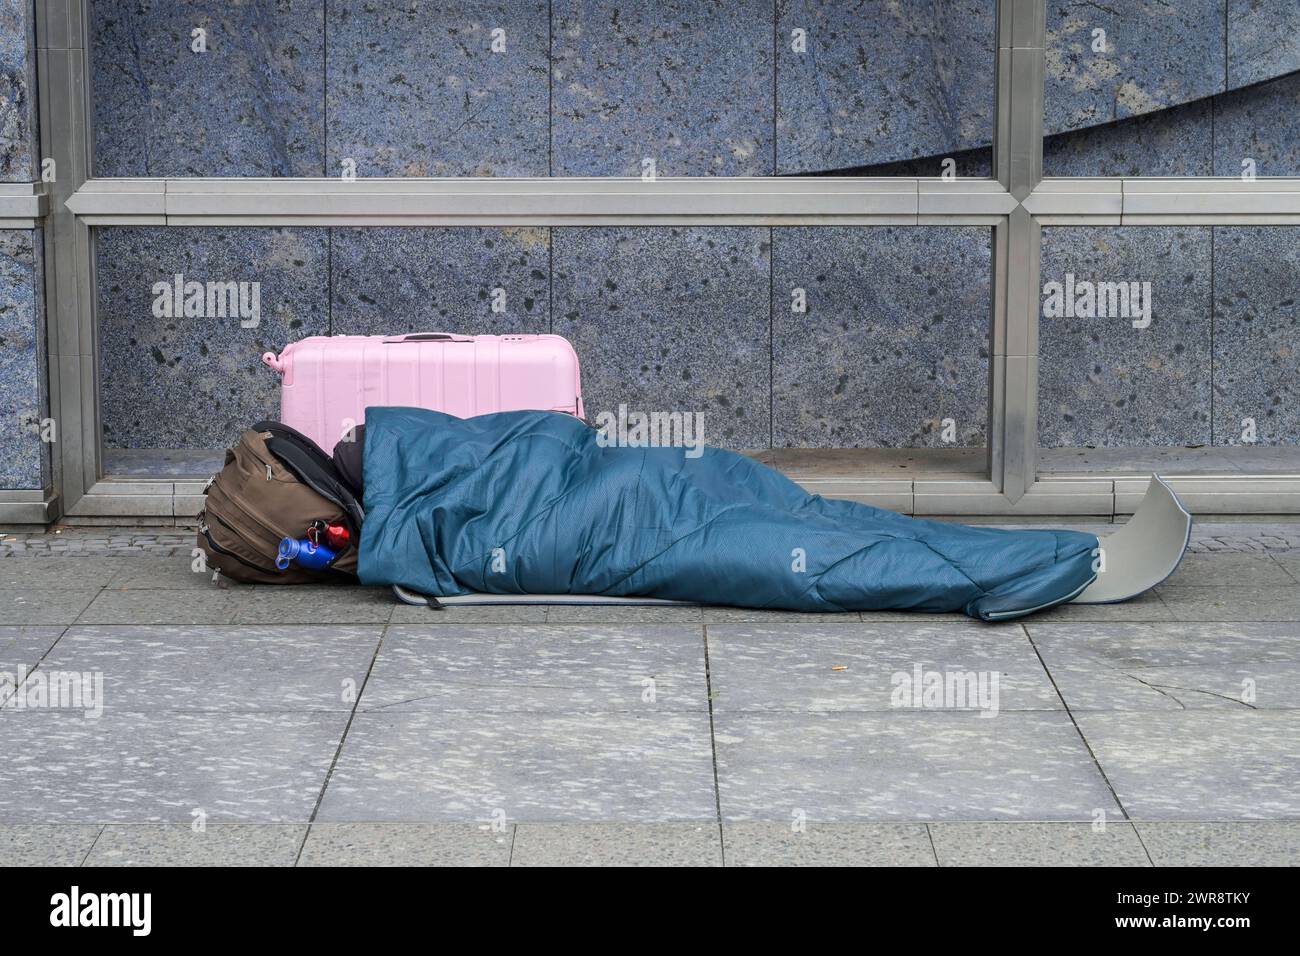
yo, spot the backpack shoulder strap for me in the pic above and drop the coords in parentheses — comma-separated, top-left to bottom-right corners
(262, 432, 366, 529)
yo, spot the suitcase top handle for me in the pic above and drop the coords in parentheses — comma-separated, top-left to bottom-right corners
(382, 333, 474, 343)
(262, 334, 474, 372)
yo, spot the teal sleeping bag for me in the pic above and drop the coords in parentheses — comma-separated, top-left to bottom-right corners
(357, 407, 1099, 621)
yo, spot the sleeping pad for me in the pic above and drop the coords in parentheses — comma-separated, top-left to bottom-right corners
(357, 407, 1099, 621)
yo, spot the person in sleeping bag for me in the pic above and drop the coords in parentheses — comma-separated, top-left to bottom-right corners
(351, 406, 1100, 622)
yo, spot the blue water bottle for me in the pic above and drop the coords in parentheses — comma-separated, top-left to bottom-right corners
(276, 536, 338, 571)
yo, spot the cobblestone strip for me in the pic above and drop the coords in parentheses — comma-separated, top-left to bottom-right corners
(0, 529, 194, 557)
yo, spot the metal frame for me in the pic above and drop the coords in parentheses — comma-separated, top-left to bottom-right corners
(10, 0, 1300, 525)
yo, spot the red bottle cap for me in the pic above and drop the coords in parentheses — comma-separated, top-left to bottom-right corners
(324, 522, 350, 550)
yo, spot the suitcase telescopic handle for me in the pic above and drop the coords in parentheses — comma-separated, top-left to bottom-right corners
(383, 333, 473, 343)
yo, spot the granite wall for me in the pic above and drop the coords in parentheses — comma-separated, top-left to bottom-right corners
(0, 228, 47, 489)
(1040, 227, 1300, 448)
(0, 2, 44, 491)
(60, 2, 1300, 467)
(85, 1, 1300, 178)
(0, 0, 36, 181)
(96, 225, 994, 455)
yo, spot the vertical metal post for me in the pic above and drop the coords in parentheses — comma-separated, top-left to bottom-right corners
(990, 0, 1045, 501)
(36, 0, 96, 517)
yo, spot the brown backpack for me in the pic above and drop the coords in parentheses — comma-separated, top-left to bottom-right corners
(197, 422, 364, 584)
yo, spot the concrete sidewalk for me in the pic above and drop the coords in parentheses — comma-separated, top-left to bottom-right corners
(1, 525, 1298, 866)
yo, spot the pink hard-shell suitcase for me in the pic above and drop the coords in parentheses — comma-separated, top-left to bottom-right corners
(261, 333, 585, 451)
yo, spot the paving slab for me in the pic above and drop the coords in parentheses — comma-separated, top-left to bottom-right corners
(702, 608, 862, 624)
(83, 824, 305, 866)
(510, 823, 721, 867)
(0, 711, 349, 824)
(389, 603, 548, 625)
(75, 589, 236, 626)
(1076, 710, 1300, 819)
(1135, 821, 1300, 866)
(298, 823, 512, 867)
(0, 626, 65, 687)
(722, 822, 935, 867)
(230, 586, 393, 625)
(107, 555, 242, 590)
(316, 711, 718, 823)
(543, 605, 705, 624)
(1154, 585, 1300, 622)
(1161, 553, 1295, 587)
(13, 625, 382, 713)
(714, 712, 1119, 822)
(0, 824, 101, 867)
(1266, 553, 1300, 583)
(706, 621, 1058, 714)
(3, 590, 100, 626)
(0, 559, 119, 590)
(928, 822, 1151, 867)
(360, 624, 707, 714)
(1033, 590, 1174, 623)
(1027, 621, 1300, 710)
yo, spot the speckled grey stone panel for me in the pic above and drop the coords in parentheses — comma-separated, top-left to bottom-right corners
(1026, 621, 1300, 711)
(714, 712, 1120, 821)
(706, 621, 1058, 713)
(1214, 73, 1300, 177)
(1228, 0, 1300, 88)
(0, 230, 46, 490)
(326, 1, 547, 177)
(511, 823, 722, 866)
(552, 227, 770, 449)
(359, 624, 708, 714)
(316, 710, 718, 822)
(0, 0, 37, 181)
(89, 0, 325, 176)
(84, 824, 305, 866)
(1075, 710, 1300, 819)
(96, 226, 329, 451)
(1039, 227, 1212, 448)
(330, 227, 550, 336)
(553, 0, 773, 177)
(1043, 97, 1214, 177)
(1045, 0, 1225, 135)
(0, 825, 102, 866)
(929, 822, 1151, 866)
(21, 625, 382, 713)
(1136, 821, 1300, 866)
(1212, 227, 1300, 446)
(772, 227, 990, 448)
(298, 822, 512, 866)
(776, 0, 995, 174)
(723, 821, 937, 866)
(0, 711, 348, 823)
